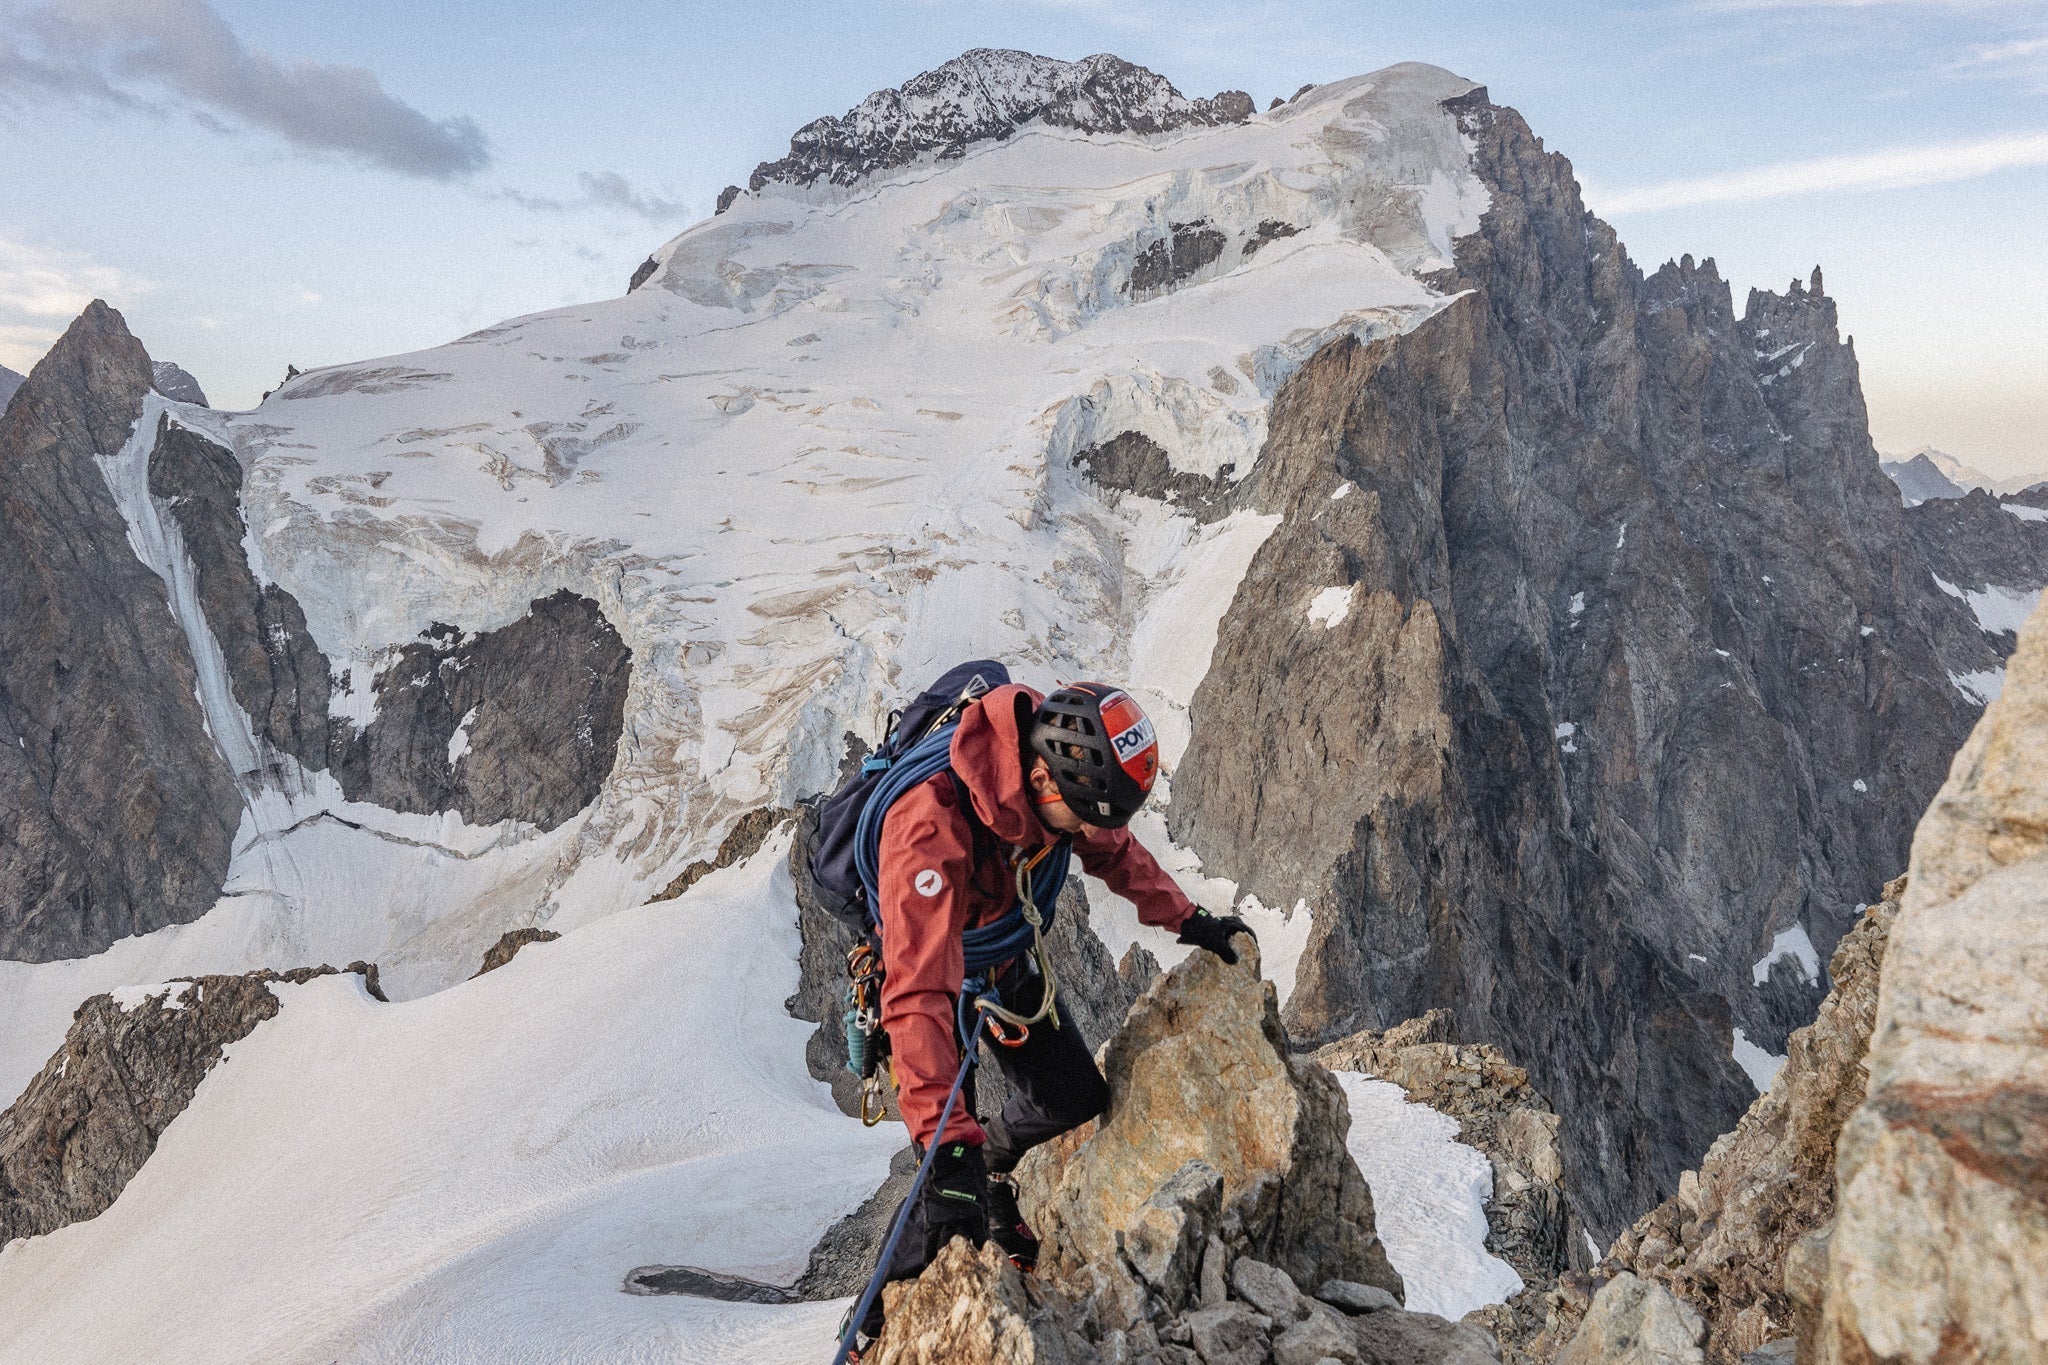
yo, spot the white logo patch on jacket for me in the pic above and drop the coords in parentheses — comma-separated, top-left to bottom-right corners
(914, 868, 945, 897)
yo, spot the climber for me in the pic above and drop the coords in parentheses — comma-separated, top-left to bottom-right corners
(849, 679, 1253, 1349)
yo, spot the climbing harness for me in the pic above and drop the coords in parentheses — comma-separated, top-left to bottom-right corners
(830, 1011, 991, 1365)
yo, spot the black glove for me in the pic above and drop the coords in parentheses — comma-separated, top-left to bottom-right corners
(920, 1139, 989, 1251)
(1177, 908, 1255, 964)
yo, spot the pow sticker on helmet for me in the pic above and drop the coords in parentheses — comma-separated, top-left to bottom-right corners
(914, 868, 945, 897)
(1098, 690, 1159, 789)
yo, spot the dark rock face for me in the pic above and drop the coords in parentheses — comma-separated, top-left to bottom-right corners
(1167, 91, 1984, 1239)
(1072, 431, 1235, 523)
(0, 963, 381, 1247)
(1528, 887, 1902, 1365)
(1240, 219, 1303, 260)
(149, 361, 207, 406)
(147, 419, 332, 772)
(329, 590, 632, 831)
(0, 302, 240, 964)
(1900, 488, 2048, 651)
(747, 48, 1252, 194)
(627, 256, 659, 292)
(471, 927, 561, 977)
(1129, 220, 1229, 298)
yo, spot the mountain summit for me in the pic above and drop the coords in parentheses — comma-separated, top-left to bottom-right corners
(734, 47, 1254, 202)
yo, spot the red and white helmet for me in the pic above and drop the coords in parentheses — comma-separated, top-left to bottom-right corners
(1027, 682, 1160, 828)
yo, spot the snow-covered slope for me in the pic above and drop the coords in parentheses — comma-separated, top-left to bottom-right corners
(0, 840, 900, 1364)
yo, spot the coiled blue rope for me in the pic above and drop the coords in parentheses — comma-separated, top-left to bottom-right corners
(851, 723, 1071, 972)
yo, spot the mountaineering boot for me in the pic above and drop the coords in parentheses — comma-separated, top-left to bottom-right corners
(835, 1301, 873, 1363)
(985, 1173, 1039, 1272)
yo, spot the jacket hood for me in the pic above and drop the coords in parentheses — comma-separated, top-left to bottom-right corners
(949, 682, 1051, 847)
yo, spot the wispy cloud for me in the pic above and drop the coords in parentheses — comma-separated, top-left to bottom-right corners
(0, 234, 153, 371)
(497, 172, 686, 223)
(1948, 32, 2048, 65)
(0, 0, 488, 179)
(1595, 130, 2048, 212)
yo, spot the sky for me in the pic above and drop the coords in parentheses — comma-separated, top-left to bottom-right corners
(2, 0, 2045, 479)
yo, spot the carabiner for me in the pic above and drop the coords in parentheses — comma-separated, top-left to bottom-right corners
(982, 1011, 1030, 1048)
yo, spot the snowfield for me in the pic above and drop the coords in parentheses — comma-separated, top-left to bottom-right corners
(0, 840, 900, 1365)
(0, 59, 1511, 1360)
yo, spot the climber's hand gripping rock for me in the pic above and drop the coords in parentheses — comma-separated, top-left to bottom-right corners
(1176, 908, 1256, 965)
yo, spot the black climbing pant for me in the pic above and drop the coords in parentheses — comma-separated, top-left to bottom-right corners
(859, 964, 1109, 1337)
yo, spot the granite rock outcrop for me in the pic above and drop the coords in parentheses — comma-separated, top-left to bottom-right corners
(1809, 592, 2048, 1363)
(869, 938, 1528, 1365)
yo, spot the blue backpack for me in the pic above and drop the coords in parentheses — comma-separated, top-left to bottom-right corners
(809, 659, 1070, 972)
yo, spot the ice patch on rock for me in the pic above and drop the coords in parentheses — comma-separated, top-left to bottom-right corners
(1337, 1072, 1524, 1318)
(1306, 584, 1356, 628)
(1752, 923, 1821, 987)
(1731, 1027, 1786, 1093)
(1950, 667, 2005, 705)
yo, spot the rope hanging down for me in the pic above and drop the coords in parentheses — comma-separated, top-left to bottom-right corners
(829, 1012, 990, 1365)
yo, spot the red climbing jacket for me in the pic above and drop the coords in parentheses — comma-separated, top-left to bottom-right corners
(875, 682, 1197, 1149)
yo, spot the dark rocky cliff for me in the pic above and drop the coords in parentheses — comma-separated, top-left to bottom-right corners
(328, 590, 632, 831)
(0, 302, 635, 968)
(149, 419, 334, 773)
(0, 304, 241, 963)
(1162, 90, 1988, 1239)
(1899, 486, 2048, 653)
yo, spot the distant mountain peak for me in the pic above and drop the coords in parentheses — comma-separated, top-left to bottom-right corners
(152, 360, 208, 407)
(733, 48, 1254, 203)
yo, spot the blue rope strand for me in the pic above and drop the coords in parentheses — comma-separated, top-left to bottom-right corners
(830, 1012, 990, 1365)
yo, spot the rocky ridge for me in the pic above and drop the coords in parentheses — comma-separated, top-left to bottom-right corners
(737, 49, 1253, 200)
(0, 962, 384, 1247)
(1314, 1011, 1576, 1347)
